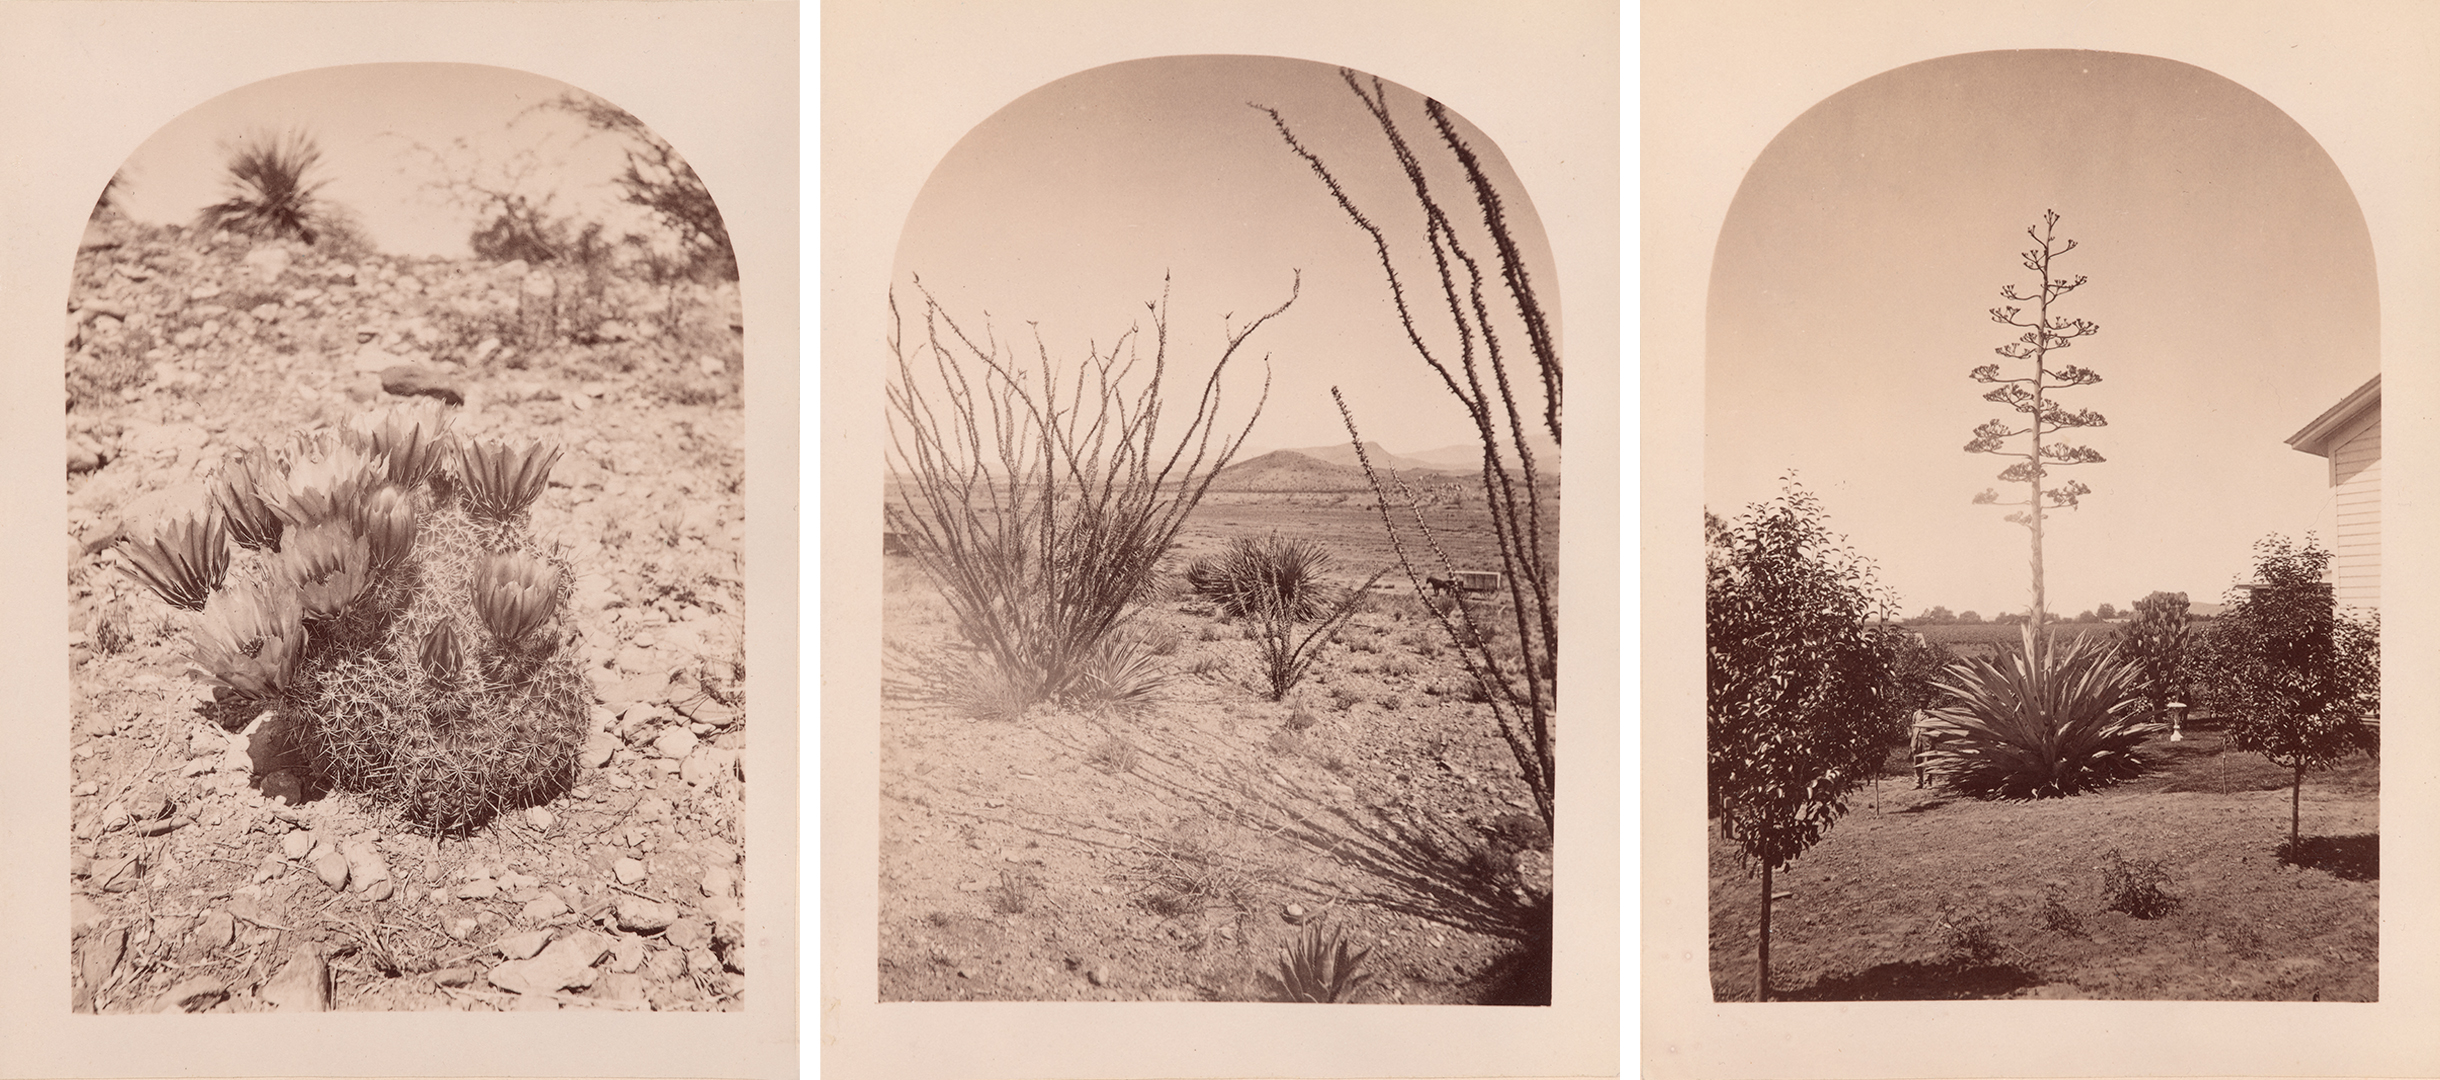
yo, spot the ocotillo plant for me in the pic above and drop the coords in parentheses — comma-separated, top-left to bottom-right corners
(119, 401, 585, 833)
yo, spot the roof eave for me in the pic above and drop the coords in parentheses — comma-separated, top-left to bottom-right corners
(2286, 373, 2381, 459)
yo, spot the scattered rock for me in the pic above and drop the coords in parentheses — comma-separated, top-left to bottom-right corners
(1088, 964, 1114, 987)
(613, 858, 647, 886)
(582, 733, 618, 769)
(1283, 903, 1307, 924)
(700, 866, 735, 899)
(341, 837, 391, 894)
(69, 895, 105, 938)
(379, 364, 464, 406)
(655, 727, 699, 761)
(665, 915, 709, 951)
(445, 916, 479, 942)
(431, 966, 475, 987)
(195, 909, 237, 952)
(260, 944, 331, 1011)
(81, 926, 126, 996)
(153, 976, 229, 1013)
(260, 770, 307, 806)
(615, 895, 678, 934)
(309, 846, 351, 891)
(93, 855, 140, 893)
(280, 830, 313, 860)
(242, 245, 292, 285)
(497, 930, 551, 961)
(68, 435, 110, 475)
(488, 930, 606, 994)
(455, 877, 499, 900)
(597, 970, 647, 1002)
(525, 806, 555, 830)
(522, 891, 570, 923)
(608, 935, 646, 974)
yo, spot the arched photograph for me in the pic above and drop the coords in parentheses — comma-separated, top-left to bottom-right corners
(60, 61, 749, 1014)
(877, 54, 1562, 1005)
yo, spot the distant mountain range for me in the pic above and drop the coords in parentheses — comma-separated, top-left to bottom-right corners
(1210, 436, 1564, 493)
(1234, 435, 1562, 476)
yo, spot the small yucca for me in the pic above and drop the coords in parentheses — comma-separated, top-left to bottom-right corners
(361, 485, 418, 570)
(279, 521, 372, 619)
(213, 447, 287, 552)
(457, 437, 561, 522)
(193, 128, 334, 244)
(472, 550, 558, 645)
(1262, 922, 1375, 1003)
(189, 584, 305, 700)
(118, 509, 229, 611)
(418, 621, 464, 683)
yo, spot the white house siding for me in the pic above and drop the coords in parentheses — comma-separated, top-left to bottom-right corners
(2329, 414, 2380, 610)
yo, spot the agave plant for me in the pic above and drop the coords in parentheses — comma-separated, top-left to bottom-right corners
(189, 584, 305, 701)
(264, 436, 383, 531)
(193, 128, 334, 244)
(457, 437, 562, 522)
(1918, 625, 2162, 799)
(471, 550, 559, 645)
(418, 621, 465, 683)
(117, 509, 230, 611)
(279, 521, 372, 619)
(1261, 922, 1375, 1003)
(356, 401, 455, 489)
(361, 485, 418, 570)
(212, 447, 287, 552)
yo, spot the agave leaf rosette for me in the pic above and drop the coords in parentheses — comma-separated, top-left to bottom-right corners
(472, 550, 559, 646)
(361, 484, 418, 570)
(1263, 923, 1376, 1003)
(278, 520, 373, 619)
(1920, 625, 2162, 799)
(117, 509, 230, 611)
(189, 584, 305, 700)
(212, 447, 287, 552)
(456, 437, 561, 522)
(264, 436, 383, 531)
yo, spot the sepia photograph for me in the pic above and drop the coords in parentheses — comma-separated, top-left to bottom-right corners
(1703, 49, 2380, 1004)
(878, 54, 1560, 1006)
(60, 61, 750, 1014)
(1649, 2, 2440, 1077)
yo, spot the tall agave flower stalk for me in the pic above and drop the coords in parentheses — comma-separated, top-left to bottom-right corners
(189, 584, 306, 700)
(1918, 625, 2160, 799)
(456, 437, 561, 523)
(471, 550, 559, 646)
(118, 509, 230, 611)
(279, 520, 372, 619)
(213, 447, 287, 552)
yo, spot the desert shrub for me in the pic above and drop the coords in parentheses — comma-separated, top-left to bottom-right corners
(1123, 819, 1268, 917)
(1086, 733, 1141, 774)
(2038, 888, 2087, 937)
(885, 276, 1293, 718)
(1917, 624, 2160, 799)
(1262, 922, 1376, 1004)
(1265, 729, 1308, 757)
(1248, 567, 1389, 701)
(1936, 903, 2009, 965)
(2099, 849, 2179, 919)
(990, 869, 1039, 915)
(164, 402, 586, 833)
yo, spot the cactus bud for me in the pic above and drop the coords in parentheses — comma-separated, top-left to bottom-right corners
(189, 584, 304, 701)
(418, 621, 464, 683)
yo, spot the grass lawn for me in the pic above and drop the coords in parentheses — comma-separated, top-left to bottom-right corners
(1708, 724, 2378, 1001)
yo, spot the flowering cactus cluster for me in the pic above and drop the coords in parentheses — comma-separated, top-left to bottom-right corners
(115, 401, 588, 832)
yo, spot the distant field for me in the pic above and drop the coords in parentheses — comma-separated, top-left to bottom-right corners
(1913, 622, 2122, 648)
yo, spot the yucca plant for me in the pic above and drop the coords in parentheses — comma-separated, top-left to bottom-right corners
(1918, 625, 2161, 799)
(471, 550, 559, 646)
(1193, 534, 1335, 621)
(213, 447, 287, 552)
(189, 584, 306, 701)
(118, 509, 230, 611)
(194, 128, 337, 244)
(456, 437, 561, 523)
(1262, 922, 1375, 1003)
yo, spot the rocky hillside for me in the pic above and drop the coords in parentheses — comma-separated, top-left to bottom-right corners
(62, 213, 752, 1013)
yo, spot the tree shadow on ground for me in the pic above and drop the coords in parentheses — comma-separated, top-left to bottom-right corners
(1775, 959, 2042, 1001)
(2278, 834, 2377, 881)
(1891, 797, 1950, 814)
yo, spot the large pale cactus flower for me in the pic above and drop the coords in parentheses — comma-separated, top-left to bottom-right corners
(264, 435, 383, 531)
(118, 508, 230, 611)
(361, 484, 418, 570)
(471, 550, 559, 645)
(279, 520, 372, 619)
(456, 437, 561, 522)
(353, 399, 456, 489)
(212, 446, 287, 552)
(189, 583, 305, 700)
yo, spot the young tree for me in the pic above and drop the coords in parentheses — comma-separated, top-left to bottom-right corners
(1966, 210, 2108, 634)
(2199, 537, 2380, 848)
(2095, 602, 2119, 621)
(1958, 610, 1983, 624)
(1708, 479, 1906, 1001)
(2117, 591, 2194, 724)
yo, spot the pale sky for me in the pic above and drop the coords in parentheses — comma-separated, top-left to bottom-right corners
(890, 55, 1562, 458)
(1706, 50, 2378, 620)
(105, 63, 661, 260)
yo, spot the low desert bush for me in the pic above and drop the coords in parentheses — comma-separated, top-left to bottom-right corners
(2099, 848, 2179, 919)
(1124, 819, 1268, 917)
(991, 869, 1039, 915)
(1087, 734, 1141, 774)
(1936, 903, 2009, 965)
(2037, 888, 2087, 937)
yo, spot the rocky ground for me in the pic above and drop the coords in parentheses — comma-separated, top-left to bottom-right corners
(61, 214, 751, 1012)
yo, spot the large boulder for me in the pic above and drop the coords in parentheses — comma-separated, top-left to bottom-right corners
(379, 364, 464, 406)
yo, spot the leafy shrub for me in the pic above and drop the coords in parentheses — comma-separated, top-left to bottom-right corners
(161, 402, 586, 833)
(2099, 849, 2179, 919)
(1262, 922, 1375, 1003)
(1917, 624, 2161, 799)
(2038, 888, 2087, 937)
(1936, 903, 2008, 965)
